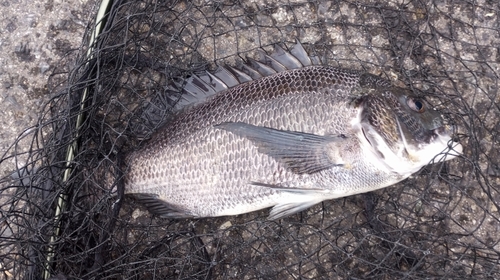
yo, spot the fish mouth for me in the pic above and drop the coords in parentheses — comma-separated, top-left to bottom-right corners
(402, 120, 463, 164)
(360, 118, 462, 175)
(430, 124, 463, 161)
(434, 125, 446, 135)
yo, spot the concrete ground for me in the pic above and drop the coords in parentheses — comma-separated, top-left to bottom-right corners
(0, 0, 95, 179)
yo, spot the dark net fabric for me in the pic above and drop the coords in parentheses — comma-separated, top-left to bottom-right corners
(1, 0, 499, 279)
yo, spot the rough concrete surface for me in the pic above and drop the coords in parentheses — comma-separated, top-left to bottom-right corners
(0, 2, 96, 278)
(0, 0, 95, 179)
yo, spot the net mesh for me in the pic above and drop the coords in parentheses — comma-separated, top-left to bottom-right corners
(1, 0, 499, 279)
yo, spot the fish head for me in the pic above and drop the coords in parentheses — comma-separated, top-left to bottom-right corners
(354, 88, 463, 177)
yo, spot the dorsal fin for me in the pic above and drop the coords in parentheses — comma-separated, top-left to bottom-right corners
(240, 62, 264, 79)
(172, 41, 321, 111)
(259, 50, 288, 72)
(226, 66, 253, 83)
(212, 66, 240, 87)
(291, 40, 313, 66)
(246, 57, 278, 76)
(271, 44, 303, 69)
(201, 71, 229, 92)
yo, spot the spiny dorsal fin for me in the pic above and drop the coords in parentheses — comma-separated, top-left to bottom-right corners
(173, 41, 320, 111)
(226, 66, 253, 83)
(259, 49, 287, 72)
(201, 70, 229, 92)
(240, 62, 264, 79)
(212, 66, 239, 87)
(291, 40, 313, 66)
(245, 57, 278, 76)
(271, 44, 304, 69)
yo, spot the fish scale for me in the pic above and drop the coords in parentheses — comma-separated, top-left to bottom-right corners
(166, 67, 362, 139)
(124, 42, 462, 220)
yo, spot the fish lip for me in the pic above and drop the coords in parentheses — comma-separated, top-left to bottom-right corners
(431, 124, 463, 158)
(433, 124, 460, 144)
(434, 125, 447, 136)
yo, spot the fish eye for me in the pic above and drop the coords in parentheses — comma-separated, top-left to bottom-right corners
(407, 98, 425, 113)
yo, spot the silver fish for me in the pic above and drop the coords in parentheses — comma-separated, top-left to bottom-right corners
(124, 42, 462, 220)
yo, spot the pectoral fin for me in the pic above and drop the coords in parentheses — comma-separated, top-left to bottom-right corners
(216, 122, 348, 174)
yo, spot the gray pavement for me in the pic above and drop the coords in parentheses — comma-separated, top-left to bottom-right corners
(0, 0, 95, 178)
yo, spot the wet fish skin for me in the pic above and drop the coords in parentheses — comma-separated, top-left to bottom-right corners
(167, 66, 364, 141)
(123, 44, 462, 220)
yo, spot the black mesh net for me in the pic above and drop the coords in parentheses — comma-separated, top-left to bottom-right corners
(1, 0, 499, 279)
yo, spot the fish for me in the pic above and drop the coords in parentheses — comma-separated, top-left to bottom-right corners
(123, 41, 463, 220)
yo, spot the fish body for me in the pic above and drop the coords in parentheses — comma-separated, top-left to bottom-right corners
(124, 42, 462, 219)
